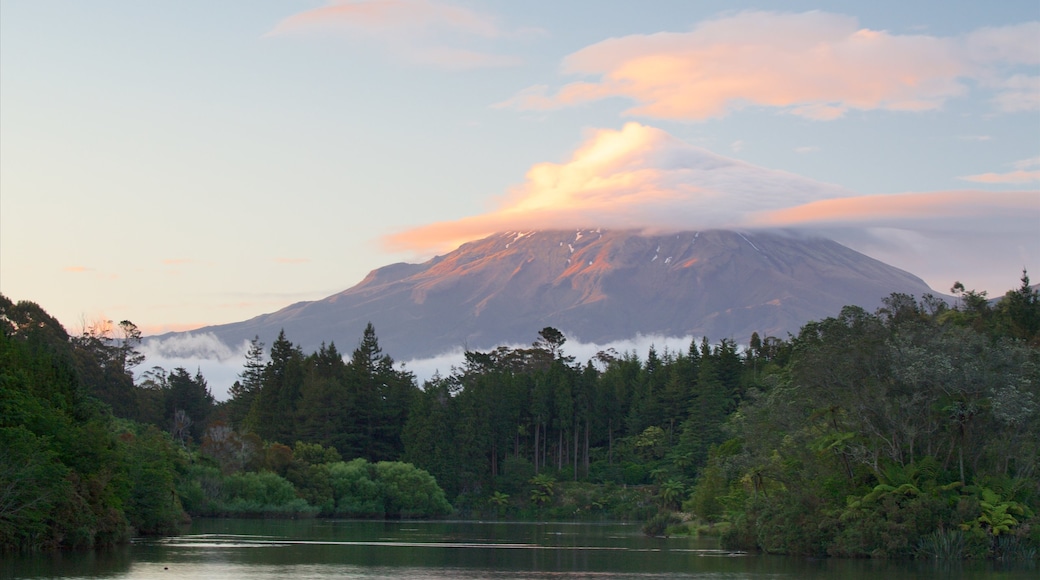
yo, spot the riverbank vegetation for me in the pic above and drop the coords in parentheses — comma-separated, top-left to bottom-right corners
(2, 272, 1038, 560)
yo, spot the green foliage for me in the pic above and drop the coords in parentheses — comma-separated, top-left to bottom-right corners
(715, 285, 1040, 560)
(220, 471, 315, 516)
(175, 464, 223, 516)
(328, 459, 386, 516)
(293, 441, 341, 465)
(327, 459, 451, 518)
(529, 473, 556, 505)
(118, 424, 185, 535)
(658, 479, 685, 510)
(0, 426, 71, 548)
(0, 297, 187, 551)
(684, 463, 727, 523)
(496, 456, 535, 495)
(374, 461, 452, 517)
(960, 485, 1031, 537)
(915, 529, 968, 560)
(642, 511, 681, 536)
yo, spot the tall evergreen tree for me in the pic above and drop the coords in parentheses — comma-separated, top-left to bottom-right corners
(228, 335, 264, 429)
(250, 330, 304, 443)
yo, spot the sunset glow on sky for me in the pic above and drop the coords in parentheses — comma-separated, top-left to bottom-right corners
(1, 0, 1038, 338)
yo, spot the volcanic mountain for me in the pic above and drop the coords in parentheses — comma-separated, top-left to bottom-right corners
(160, 229, 940, 360)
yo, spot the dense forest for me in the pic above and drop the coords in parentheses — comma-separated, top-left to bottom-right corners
(2, 272, 1038, 560)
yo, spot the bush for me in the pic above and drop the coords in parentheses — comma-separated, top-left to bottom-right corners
(375, 461, 452, 517)
(176, 464, 223, 516)
(328, 459, 383, 516)
(915, 529, 968, 560)
(742, 492, 834, 557)
(496, 456, 535, 495)
(220, 471, 317, 517)
(830, 492, 948, 558)
(643, 511, 681, 536)
(327, 459, 451, 518)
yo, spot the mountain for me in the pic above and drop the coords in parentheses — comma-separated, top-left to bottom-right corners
(160, 229, 939, 360)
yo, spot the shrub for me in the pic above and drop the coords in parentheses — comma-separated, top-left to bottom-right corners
(643, 511, 681, 536)
(327, 459, 451, 518)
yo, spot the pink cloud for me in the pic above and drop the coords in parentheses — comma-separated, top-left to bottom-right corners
(960, 170, 1040, 184)
(497, 11, 1039, 120)
(384, 122, 853, 253)
(749, 190, 1039, 226)
(269, 0, 525, 69)
(960, 156, 1040, 184)
(271, 0, 500, 37)
(63, 266, 94, 273)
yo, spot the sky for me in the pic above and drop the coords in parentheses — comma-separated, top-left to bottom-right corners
(2, 0, 1039, 347)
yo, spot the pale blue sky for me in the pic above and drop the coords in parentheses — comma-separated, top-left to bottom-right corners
(2, 0, 1037, 336)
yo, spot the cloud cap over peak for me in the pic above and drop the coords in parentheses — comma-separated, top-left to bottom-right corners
(384, 122, 854, 253)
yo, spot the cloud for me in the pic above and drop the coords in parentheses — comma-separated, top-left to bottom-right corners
(960, 170, 1040, 184)
(749, 190, 1039, 227)
(384, 122, 1037, 295)
(401, 332, 701, 386)
(496, 11, 1039, 120)
(1015, 157, 1040, 169)
(140, 334, 252, 401)
(161, 258, 193, 266)
(384, 122, 854, 253)
(268, 0, 527, 69)
(274, 257, 310, 264)
(64, 266, 94, 273)
(142, 332, 241, 361)
(795, 146, 820, 154)
(960, 156, 1040, 184)
(991, 74, 1040, 112)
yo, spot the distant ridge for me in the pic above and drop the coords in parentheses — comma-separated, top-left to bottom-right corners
(156, 230, 940, 359)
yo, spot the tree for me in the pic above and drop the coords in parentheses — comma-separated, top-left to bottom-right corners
(994, 270, 1040, 343)
(296, 342, 354, 453)
(71, 318, 139, 418)
(115, 320, 145, 376)
(534, 327, 567, 360)
(345, 323, 417, 461)
(229, 336, 264, 429)
(251, 330, 304, 443)
(166, 367, 214, 443)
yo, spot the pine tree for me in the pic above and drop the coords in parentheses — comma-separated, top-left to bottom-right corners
(229, 335, 264, 429)
(251, 330, 304, 443)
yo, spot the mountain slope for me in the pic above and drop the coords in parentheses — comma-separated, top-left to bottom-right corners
(169, 230, 939, 359)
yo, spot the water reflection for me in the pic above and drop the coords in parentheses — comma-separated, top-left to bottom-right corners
(3, 519, 1037, 579)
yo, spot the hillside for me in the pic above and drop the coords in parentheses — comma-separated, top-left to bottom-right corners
(158, 229, 940, 359)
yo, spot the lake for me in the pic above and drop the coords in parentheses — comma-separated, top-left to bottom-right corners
(2, 519, 1034, 579)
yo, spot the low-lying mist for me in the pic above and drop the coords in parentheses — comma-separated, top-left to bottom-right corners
(139, 331, 703, 402)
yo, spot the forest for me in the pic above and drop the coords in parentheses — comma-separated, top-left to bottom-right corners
(1, 272, 1038, 560)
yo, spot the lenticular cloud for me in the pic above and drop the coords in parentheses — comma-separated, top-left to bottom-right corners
(384, 122, 854, 254)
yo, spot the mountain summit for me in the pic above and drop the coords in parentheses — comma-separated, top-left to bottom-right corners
(165, 230, 938, 360)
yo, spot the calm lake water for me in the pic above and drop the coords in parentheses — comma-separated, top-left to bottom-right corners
(2, 519, 1035, 579)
